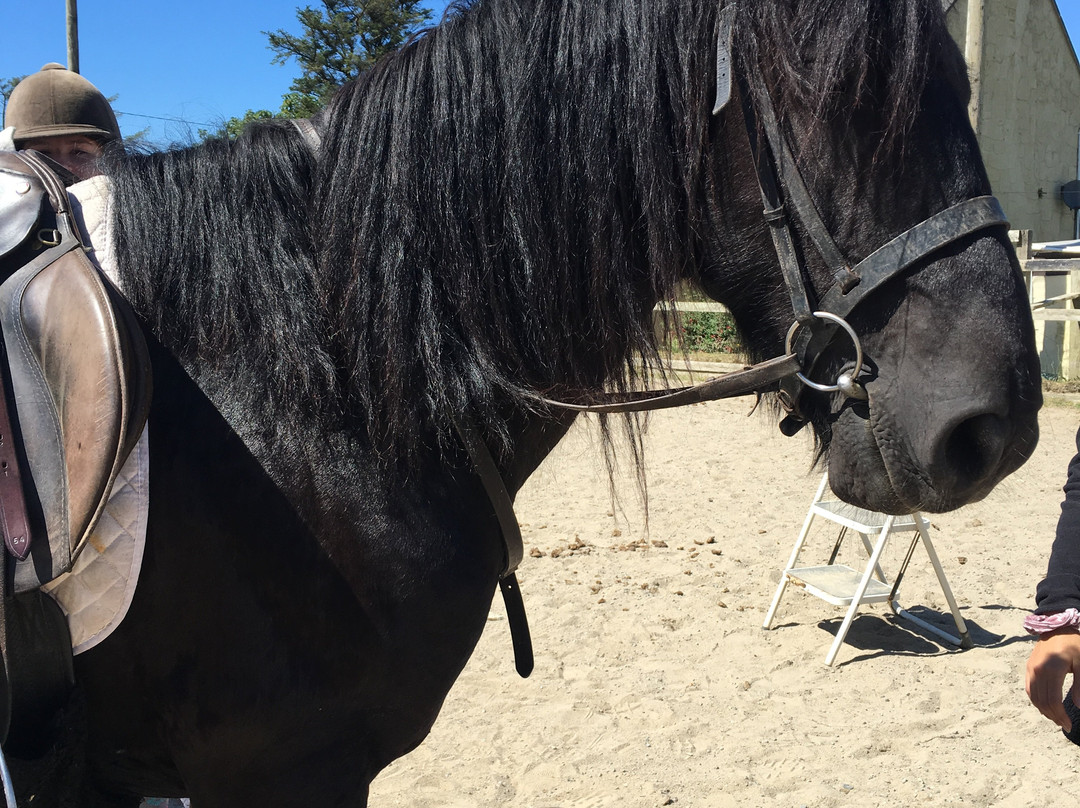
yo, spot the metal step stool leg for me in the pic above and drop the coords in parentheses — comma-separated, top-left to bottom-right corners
(893, 514, 972, 648)
(763, 474, 830, 630)
(824, 517, 895, 666)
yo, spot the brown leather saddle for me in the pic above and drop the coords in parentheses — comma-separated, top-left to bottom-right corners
(0, 150, 151, 593)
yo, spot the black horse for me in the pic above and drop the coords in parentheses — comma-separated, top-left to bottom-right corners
(12, 0, 1041, 804)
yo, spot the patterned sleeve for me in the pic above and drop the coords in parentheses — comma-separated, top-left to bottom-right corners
(1034, 425, 1080, 615)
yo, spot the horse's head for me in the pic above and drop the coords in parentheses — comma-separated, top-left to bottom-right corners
(697, 0, 1041, 514)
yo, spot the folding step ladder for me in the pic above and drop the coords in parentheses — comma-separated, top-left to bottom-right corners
(762, 474, 972, 665)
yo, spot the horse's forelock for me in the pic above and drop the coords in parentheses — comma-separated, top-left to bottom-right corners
(741, 0, 951, 149)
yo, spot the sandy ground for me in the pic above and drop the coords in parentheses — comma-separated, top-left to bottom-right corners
(366, 394, 1080, 808)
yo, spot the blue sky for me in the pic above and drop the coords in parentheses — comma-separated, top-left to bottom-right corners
(2, 0, 1079, 148)
(0, 0, 453, 146)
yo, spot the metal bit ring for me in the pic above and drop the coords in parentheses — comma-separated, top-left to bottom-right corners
(784, 311, 865, 396)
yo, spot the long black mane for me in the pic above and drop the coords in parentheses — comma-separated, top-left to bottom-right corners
(739, 0, 952, 149)
(107, 0, 953, 465)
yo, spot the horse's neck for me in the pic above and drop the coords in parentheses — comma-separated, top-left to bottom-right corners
(499, 411, 579, 497)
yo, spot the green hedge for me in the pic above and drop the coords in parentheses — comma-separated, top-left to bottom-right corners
(676, 311, 743, 354)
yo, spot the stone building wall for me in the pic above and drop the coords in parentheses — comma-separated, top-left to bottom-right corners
(946, 0, 1080, 242)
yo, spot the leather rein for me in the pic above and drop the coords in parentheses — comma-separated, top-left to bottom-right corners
(483, 4, 1009, 676)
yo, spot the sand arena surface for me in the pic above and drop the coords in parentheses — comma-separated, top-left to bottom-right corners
(370, 398, 1080, 808)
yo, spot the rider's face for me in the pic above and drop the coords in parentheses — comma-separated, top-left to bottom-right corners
(20, 134, 104, 179)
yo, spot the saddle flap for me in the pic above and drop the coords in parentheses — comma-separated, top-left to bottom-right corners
(0, 150, 153, 589)
(0, 241, 150, 589)
(102, 273, 152, 460)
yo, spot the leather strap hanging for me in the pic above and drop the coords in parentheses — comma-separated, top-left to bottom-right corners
(451, 415, 533, 678)
(0, 365, 31, 561)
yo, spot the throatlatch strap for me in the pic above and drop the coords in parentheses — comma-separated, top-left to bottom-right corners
(498, 573, 533, 678)
(713, 5, 737, 115)
(451, 415, 533, 678)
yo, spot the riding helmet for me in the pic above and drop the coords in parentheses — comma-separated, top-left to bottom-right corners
(4, 63, 120, 146)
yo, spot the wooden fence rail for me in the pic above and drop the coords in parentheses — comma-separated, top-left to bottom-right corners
(656, 301, 730, 313)
(1014, 230, 1080, 376)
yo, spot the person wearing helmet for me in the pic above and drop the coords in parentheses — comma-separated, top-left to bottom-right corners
(3, 62, 120, 180)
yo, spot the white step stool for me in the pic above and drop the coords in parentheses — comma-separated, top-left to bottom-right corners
(762, 474, 971, 665)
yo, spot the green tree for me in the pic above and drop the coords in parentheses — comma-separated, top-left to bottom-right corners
(1, 76, 26, 120)
(203, 0, 430, 140)
(198, 109, 277, 141)
(266, 0, 432, 118)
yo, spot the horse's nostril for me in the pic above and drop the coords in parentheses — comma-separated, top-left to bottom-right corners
(941, 412, 1008, 490)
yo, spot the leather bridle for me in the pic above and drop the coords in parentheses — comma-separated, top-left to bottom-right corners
(533, 4, 1009, 435)
(466, 3, 1013, 677)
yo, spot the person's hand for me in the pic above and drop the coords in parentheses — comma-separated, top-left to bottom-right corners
(1026, 629, 1080, 731)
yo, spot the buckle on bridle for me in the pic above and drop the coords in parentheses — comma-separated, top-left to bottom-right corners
(833, 265, 860, 294)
